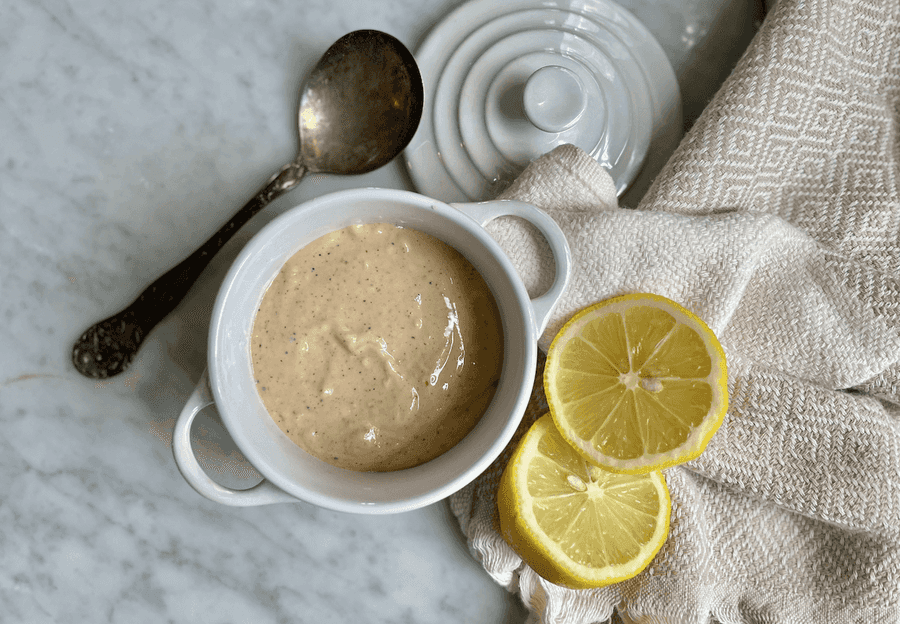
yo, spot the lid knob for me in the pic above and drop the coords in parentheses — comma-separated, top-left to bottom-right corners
(522, 66, 588, 133)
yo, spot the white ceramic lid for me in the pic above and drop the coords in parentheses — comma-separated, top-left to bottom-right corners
(403, 0, 682, 202)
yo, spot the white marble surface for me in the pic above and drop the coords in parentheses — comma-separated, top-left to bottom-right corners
(0, 0, 762, 621)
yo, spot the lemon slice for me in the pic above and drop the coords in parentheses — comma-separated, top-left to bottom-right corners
(498, 414, 670, 589)
(544, 293, 728, 474)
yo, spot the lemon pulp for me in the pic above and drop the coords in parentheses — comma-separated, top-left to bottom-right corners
(544, 293, 728, 474)
(498, 414, 671, 589)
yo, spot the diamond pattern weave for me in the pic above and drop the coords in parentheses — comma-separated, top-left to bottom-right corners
(449, 0, 900, 621)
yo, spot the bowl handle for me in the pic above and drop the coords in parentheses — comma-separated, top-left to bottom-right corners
(451, 200, 571, 336)
(172, 368, 299, 506)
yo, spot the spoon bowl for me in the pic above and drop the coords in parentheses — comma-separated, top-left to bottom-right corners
(72, 30, 423, 379)
(300, 30, 423, 174)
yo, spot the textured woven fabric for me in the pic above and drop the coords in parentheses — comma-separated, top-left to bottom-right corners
(448, 0, 900, 621)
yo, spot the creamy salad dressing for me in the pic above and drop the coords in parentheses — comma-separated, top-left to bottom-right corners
(251, 223, 504, 472)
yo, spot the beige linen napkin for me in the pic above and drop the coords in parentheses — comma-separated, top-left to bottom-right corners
(449, 0, 900, 621)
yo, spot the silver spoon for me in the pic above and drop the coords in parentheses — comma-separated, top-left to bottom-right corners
(72, 30, 423, 379)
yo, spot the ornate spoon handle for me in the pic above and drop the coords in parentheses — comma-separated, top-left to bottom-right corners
(72, 160, 307, 379)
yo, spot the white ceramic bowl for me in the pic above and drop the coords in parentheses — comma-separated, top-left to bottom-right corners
(172, 188, 570, 514)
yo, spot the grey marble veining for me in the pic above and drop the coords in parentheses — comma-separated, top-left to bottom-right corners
(0, 0, 761, 621)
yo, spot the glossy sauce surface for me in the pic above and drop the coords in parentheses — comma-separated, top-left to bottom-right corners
(251, 223, 504, 471)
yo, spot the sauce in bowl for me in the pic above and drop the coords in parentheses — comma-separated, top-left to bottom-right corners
(251, 223, 504, 472)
